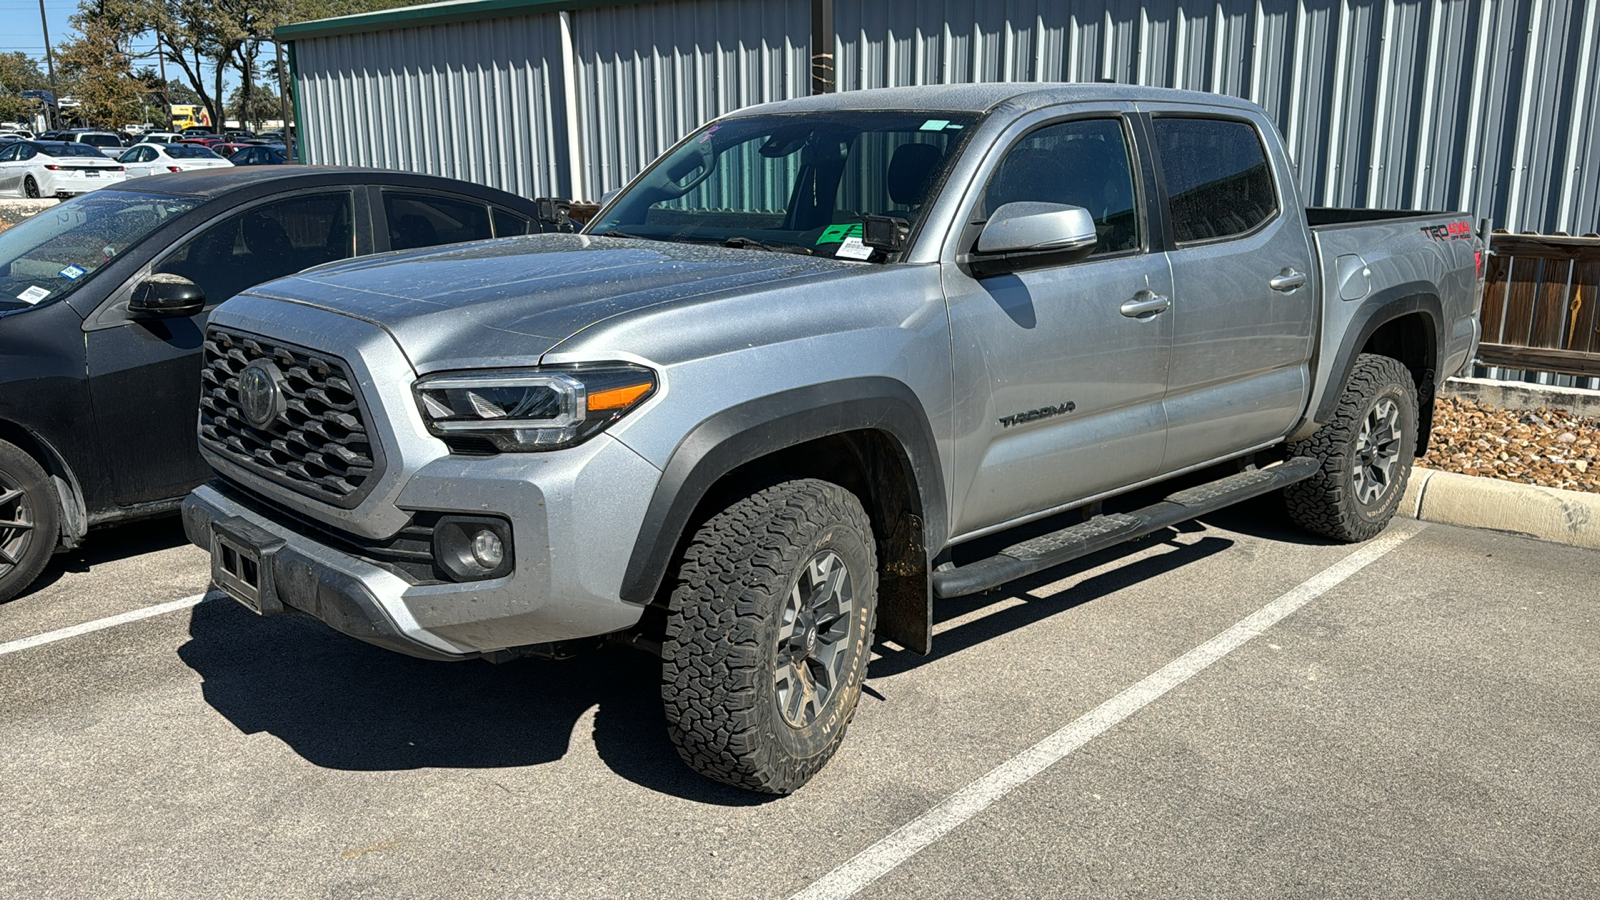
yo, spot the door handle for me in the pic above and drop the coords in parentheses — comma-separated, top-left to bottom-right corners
(1270, 268, 1308, 292)
(1120, 290, 1170, 317)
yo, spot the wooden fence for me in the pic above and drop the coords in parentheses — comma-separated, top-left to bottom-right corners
(1478, 231, 1600, 379)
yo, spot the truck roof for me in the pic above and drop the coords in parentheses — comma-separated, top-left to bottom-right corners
(733, 82, 1263, 117)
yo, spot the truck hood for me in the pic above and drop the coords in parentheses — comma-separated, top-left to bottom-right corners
(241, 234, 865, 371)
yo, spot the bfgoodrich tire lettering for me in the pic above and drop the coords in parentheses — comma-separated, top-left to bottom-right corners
(0, 439, 60, 604)
(661, 478, 877, 794)
(1284, 353, 1418, 542)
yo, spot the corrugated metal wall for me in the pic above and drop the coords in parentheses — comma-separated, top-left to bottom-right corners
(295, 15, 571, 197)
(569, 0, 812, 199)
(833, 0, 1600, 234)
(290, 0, 1599, 234)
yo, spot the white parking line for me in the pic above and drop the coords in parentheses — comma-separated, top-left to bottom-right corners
(791, 524, 1422, 900)
(0, 592, 212, 657)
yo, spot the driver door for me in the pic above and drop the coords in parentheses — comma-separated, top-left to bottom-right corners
(943, 109, 1174, 537)
(84, 190, 362, 504)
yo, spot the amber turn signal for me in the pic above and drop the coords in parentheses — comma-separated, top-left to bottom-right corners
(587, 381, 652, 411)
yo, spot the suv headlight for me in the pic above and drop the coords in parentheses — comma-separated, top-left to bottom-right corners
(413, 364, 657, 452)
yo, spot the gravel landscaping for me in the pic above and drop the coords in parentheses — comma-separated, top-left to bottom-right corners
(1423, 395, 1600, 493)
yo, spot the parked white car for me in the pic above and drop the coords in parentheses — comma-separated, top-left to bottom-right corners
(0, 140, 125, 198)
(63, 131, 127, 158)
(116, 142, 234, 178)
(137, 131, 184, 144)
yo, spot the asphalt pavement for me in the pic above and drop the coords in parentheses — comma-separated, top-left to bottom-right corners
(2, 499, 1597, 898)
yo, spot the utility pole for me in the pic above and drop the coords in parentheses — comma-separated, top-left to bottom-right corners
(37, 0, 58, 128)
(157, 29, 171, 130)
(274, 39, 293, 158)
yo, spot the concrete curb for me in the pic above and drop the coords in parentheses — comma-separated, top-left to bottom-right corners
(1444, 376, 1600, 417)
(1401, 466, 1600, 551)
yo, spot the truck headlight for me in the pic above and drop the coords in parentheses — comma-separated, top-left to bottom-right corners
(413, 364, 657, 452)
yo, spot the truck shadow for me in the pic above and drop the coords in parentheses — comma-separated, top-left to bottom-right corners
(177, 599, 772, 807)
(869, 528, 1234, 679)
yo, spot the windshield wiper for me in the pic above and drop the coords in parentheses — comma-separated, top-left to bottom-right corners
(722, 236, 813, 256)
(593, 229, 648, 240)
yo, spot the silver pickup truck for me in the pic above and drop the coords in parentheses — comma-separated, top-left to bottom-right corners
(182, 84, 1484, 793)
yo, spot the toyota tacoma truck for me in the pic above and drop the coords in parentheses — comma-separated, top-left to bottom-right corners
(182, 84, 1484, 793)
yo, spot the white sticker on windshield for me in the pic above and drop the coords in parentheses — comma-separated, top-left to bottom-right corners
(17, 285, 50, 305)
(59, 264, 87, 280)
(835, 236, 873, 260)
(919, 119, 951, 132)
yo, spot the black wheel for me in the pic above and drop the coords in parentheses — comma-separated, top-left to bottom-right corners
(1285, 353, 1418, 542)
(0, 439, 60, 604)
(661, 478, 878, 794)
(23, 176, 40, 199)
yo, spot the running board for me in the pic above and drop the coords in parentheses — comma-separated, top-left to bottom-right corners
(931, 457, 1321, 599)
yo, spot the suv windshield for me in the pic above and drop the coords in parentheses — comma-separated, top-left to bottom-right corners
(588, 110, 979, 259)
(0, 191, 201, 313)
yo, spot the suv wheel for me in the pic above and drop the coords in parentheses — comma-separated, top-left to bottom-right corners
(1285, 353, 1418, 542)
(0, 440, 60, 604)
(661, 478, 877, 794)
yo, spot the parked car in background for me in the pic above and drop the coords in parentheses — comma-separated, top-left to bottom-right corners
(62, 131, 127, 158)
(227, 145, 289, 166)
(0, 167, 573, 604)
(118, 143, 234, 178)
(210, 143, 253, 159)
(0, 141, 125, 197)
(138, 131, 183, 144)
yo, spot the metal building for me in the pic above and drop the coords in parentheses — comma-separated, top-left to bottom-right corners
(278, 0, 1600, 234)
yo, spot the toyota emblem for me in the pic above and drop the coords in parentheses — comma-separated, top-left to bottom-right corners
(237, 361, 286, 428)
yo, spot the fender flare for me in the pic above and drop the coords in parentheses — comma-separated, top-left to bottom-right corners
(618, 377, 946, 612)
(1303, 283, 1444, 434)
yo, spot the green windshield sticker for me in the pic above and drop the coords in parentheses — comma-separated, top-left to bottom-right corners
(816, 223, 864, 245)
(919, 119, 951, 131)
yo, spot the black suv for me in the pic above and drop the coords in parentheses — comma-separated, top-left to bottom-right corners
(0, 167, 572, 602)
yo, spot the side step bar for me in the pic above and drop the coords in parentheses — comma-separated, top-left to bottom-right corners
(931, 457, 1321, 599)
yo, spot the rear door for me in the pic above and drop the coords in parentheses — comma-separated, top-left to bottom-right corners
(1140, 107, 1317, 472)
(0, 144, 20, 193)
(942, 106, 1174, 537)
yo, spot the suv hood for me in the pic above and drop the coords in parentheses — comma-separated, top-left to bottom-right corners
(240, 234, 866, 371)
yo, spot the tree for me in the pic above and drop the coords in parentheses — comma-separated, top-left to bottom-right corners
(58, 10, 146, 127)
(228, 78, 279, 130)
(0, 53, 50, 123)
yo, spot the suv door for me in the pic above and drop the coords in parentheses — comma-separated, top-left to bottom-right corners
(942, 109, 1174, 537)
(83, 190, 362, 503)
(1141, 109, 1317, 472)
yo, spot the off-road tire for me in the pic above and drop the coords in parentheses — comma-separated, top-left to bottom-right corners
(0, 439, 60, 604)
(661, 479, 878, 794)
(23, 176, 40, 199)
(1285, 353, 1418, 542)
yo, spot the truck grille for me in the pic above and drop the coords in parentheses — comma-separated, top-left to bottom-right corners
(199, 328, 381, 507)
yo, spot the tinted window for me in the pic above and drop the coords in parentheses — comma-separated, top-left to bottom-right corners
(384, 192, 492, 251)
(1151, 118, 1277, 243)
(153, 192, 355, 306)
(492, 208, 532, 237)
(81, 134, 120, 148)
(983, 118, 1140, 255)
(167, 145, 221, 159)
(0, 145, 16, 162)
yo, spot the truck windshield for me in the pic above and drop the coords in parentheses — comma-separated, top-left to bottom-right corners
(0, 191, 201, 314)
(588, 110, 980, 259)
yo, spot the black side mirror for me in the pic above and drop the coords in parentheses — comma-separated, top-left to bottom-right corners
(130, 274, 206, 318)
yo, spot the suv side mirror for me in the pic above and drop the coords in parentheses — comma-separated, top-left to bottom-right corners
(977, 202, 1098, 254)
(130, 273, 205, 318)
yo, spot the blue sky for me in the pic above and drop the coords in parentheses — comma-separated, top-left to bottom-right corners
(0, 0, 238, 93)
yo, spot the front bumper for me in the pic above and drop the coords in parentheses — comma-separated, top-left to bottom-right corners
(183, 431, 660, 661)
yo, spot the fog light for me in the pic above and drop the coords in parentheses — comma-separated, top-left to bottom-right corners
(471, 529, 504, 569)
(433, 516, 514, 582)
